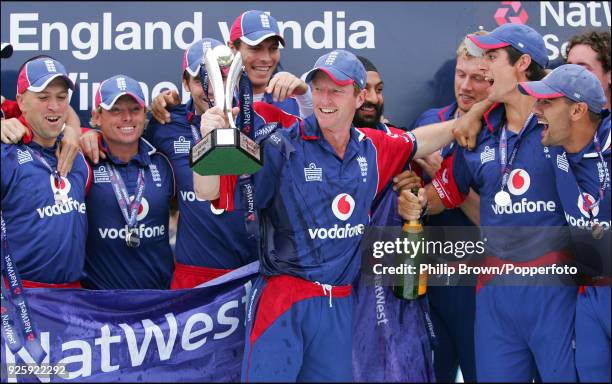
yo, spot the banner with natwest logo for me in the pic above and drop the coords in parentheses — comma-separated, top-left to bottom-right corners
(1, 263, 257, 382)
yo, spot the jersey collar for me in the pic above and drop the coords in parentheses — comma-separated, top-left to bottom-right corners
(300, 114, 365, 144)
(438, 102, 459, 123)
(100, 136, 155, 167)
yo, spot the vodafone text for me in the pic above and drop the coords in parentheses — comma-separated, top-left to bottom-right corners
(98, 224, 165, 240)
(36, 198, 86, 219)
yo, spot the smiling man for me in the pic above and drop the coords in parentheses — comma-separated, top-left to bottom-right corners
(1, 57, 90, 287)
(228, 9, 312, 117)
(81, 75, 176, 290)
(194, 49, 471, 382)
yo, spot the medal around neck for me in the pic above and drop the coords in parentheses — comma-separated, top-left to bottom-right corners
(126, 229, 140, 248)
(494, 190, 512, 207)
(591, 223, 605, 240)
(190, 51, 262, 176)
(54, 190, 68, 205)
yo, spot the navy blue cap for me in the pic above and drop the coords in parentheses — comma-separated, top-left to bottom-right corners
(466, 23, 548, 68)
(518, 64, 607, 115)
(304, 50, 367, 90)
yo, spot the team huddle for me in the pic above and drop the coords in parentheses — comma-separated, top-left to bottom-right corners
(1, 8, 610, 383)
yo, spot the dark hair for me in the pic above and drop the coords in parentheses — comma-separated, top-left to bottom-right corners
(503, 46, 546, 81)
(356, 55, 378, 73)
(565, 31, 611, 73)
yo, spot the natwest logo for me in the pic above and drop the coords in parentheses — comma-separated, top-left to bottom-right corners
(331, 193, 355, 221)
(494, 1, 529, 25)
(507, 169, 530, 196)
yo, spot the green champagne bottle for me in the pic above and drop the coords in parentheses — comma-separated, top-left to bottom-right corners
(393, 187, 428, 300)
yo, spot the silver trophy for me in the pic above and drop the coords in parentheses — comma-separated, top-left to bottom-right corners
(190, 48, 262, 176)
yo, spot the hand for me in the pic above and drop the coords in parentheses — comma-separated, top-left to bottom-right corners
(56, 125, 80, 177)
(265, 72, 308, 102)
(0, 118, 28, 144)
(414, 151, 442, 179)
(200, 106, 239, 137)
(392, 170, 422, 192)
(452, 99, 492, 151)
(398, 187, 427, 221)
(151, 89, 181, 124)
(79, 129, 106, 164)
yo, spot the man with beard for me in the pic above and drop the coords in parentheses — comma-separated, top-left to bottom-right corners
(350, 55, 435, 382)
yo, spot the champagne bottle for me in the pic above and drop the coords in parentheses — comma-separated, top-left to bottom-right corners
(393, 187, 428, 300)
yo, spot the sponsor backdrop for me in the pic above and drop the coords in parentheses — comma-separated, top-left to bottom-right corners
(1, 1, 610, 129)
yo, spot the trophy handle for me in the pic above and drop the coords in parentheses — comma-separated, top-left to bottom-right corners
(203, 48, 225, 113)
(225, 52, 243, 129)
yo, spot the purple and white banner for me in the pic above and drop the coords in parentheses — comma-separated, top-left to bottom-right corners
(1, 263, 257, 382)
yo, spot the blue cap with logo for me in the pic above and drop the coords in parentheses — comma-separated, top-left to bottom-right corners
(17, 57, 75, 95)
(183, 38, 225, 77)
(518, 64, 608, 115)
(95, 74, 146, 110)
(230, 10, 285, 47)
(304, 50, 367, 90)
(465, 23, 548, 68)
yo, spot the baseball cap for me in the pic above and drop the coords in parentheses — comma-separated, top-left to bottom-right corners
(465, 23, 548, 68)
(183, 38, 225, 77)
(95, 74, 146, 110)
(1, 42, 13, 59)
(17, 57, 75, 94)
(229, 10, 285, 47)
(304, 50, 367, 90)
(518, 64, 608, 115)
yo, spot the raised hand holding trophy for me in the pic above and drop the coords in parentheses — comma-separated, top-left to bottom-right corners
(190, 48, 263, 175)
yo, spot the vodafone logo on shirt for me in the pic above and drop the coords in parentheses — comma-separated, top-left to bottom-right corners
(578, 193, 599, 218)
(35, 175, 86, 218)
(492, 169, 557, 215)
(507, 169, 530, 196)
(132, 196, 149, 221)
(97, 197, 167, 241)
(308, 193, 364, 240)
(331, 193, 355, 221)
(50, 174, 71, 195)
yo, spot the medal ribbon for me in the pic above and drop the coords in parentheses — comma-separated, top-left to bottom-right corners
(498, 113, 534, 194)
(106, 164, 146, 231)
(22, 145, 64, 198)
(573, 134, 610, 230)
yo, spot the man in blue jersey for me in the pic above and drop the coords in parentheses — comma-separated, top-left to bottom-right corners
(81, 74, 176, 290)
(412, 24, 578, 381)
(1, 57, 90, 288)
(195, 49, 471, 382)
(517, 64, 611, 382)
(80, 39, 299, 289)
